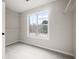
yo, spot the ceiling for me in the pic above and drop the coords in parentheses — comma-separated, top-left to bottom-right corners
(6, 0, 56, 13)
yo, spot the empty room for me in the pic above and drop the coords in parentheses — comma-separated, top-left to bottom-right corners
(2, 0, 76, 59)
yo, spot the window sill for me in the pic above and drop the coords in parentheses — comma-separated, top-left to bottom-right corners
(27, 36, 49, 40)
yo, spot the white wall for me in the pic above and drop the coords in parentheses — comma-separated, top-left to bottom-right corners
(5, 8, 20, 45)
(20, 0, 76, 56)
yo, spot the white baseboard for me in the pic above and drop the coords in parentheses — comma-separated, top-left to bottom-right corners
(6, 40, 19, 46)
(20, 40, 74, 57)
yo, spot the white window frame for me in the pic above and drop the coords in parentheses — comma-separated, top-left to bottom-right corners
(27, 10, 49, 40)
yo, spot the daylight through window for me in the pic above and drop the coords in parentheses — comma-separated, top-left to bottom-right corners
(27, 10, 48, 39)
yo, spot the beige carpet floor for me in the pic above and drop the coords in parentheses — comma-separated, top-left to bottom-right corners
(6, 42, 74, 59)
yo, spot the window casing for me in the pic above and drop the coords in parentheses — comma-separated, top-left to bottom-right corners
(27, 10, 49, 39)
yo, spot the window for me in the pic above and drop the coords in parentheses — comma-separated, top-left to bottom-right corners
(27, 10, 48, 39)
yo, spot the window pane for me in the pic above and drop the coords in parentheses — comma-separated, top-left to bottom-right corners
(38, 24, 48, 33)
(29, 14, 37, 25)
(38, 10, 48, 24)
(38, 24, 48, 37)
(29, 14, 37, 35)
(28, 10, 48, 38)
(38, 10, 48, 35)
